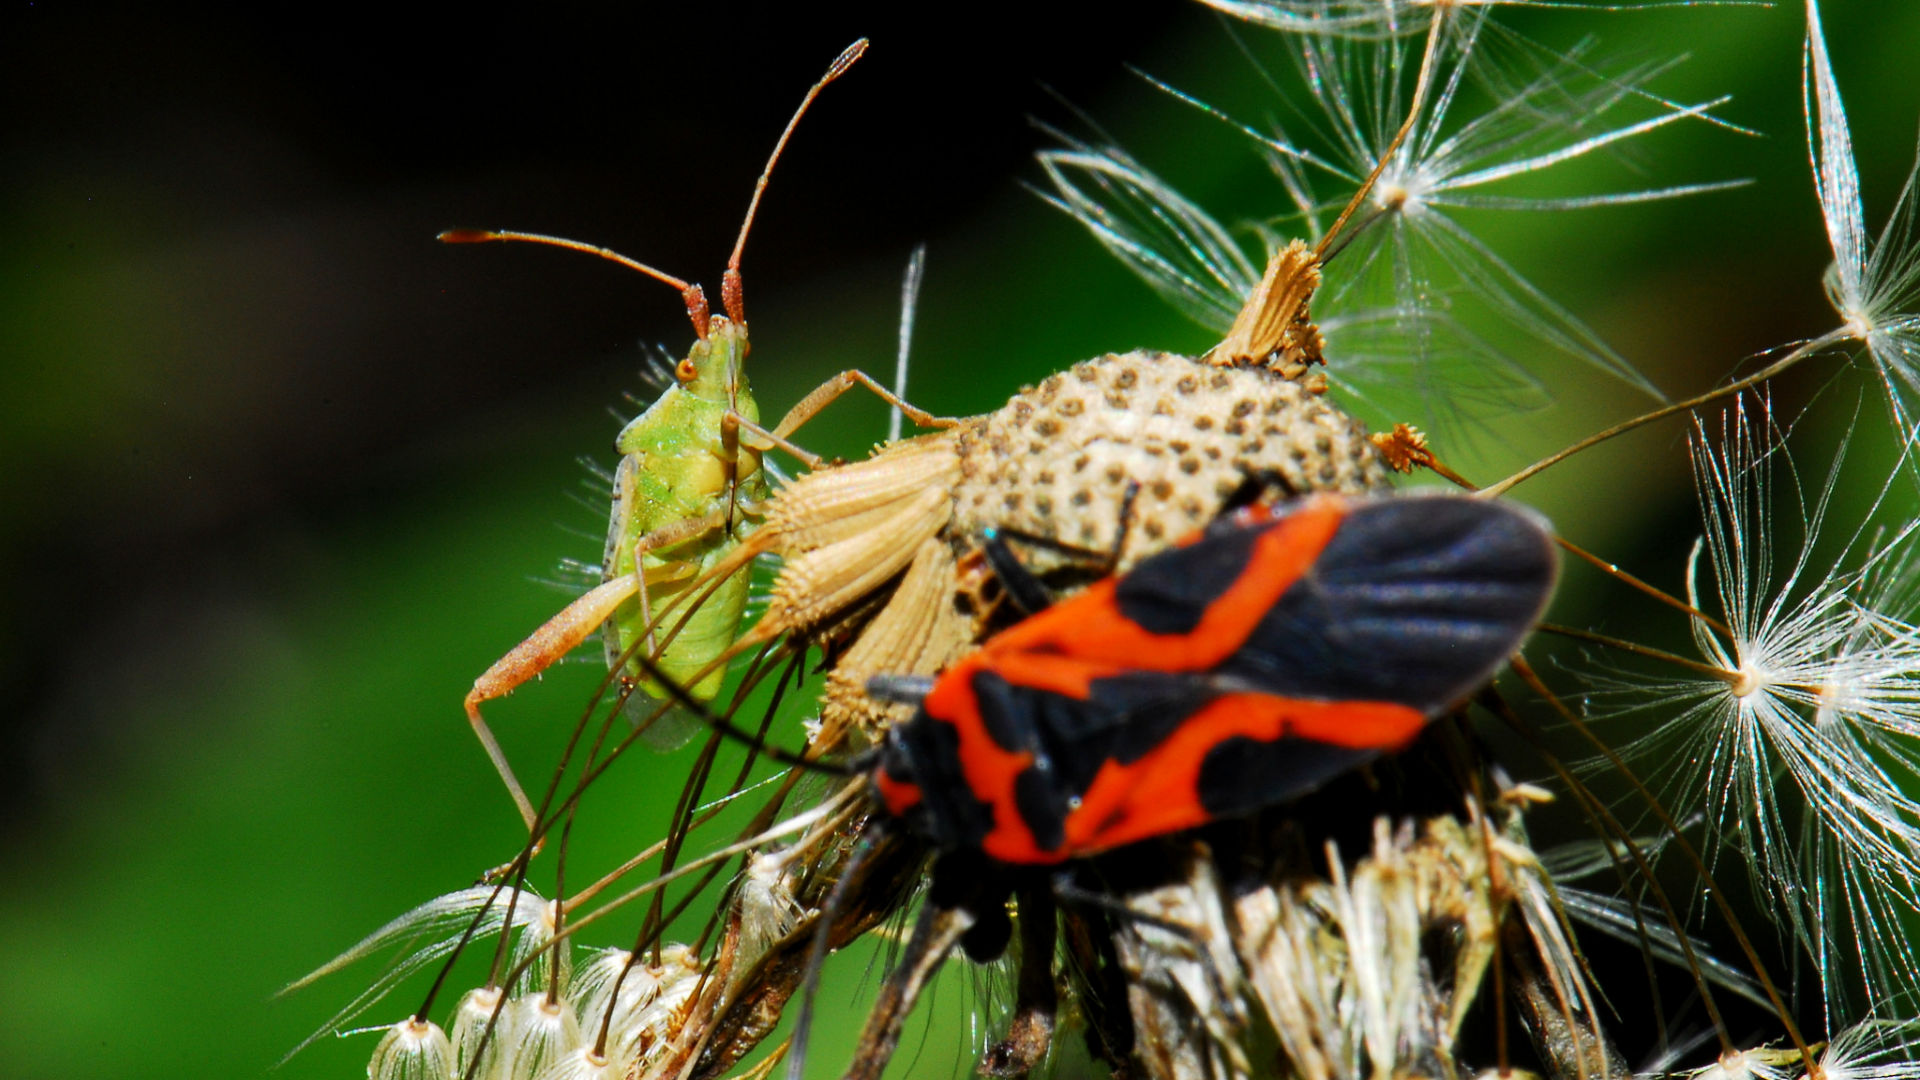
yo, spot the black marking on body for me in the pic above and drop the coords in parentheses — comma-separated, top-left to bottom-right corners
(1195, 732, 1377, 819)
(972, 669, 1231, 856)
(883, 713, 995, 852)
(1112, 521, 1266, 634)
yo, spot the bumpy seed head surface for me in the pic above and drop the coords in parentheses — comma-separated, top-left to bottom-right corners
(953, 350, 1389, 571)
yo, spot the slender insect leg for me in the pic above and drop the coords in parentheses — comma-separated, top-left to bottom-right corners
(727, 413, 825, 470)
(978, 480, 1140, 616)
(1218, 467, 1301, 513)
(1105, 480, 1142, 570)
(980, 884, 1060, 1077)
(980, 529, 1054, 617)
(840, 901, 975, 1080)
(465, 572, 641, 831)
(770, 368, 960, 441)
(623, 507, 729, 657)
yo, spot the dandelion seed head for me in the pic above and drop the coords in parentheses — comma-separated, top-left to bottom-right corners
(1040, 2, 1742, 437)
(1583, 396, 1920, 1018)
(1815, 675, 1862, 728)
(1730, 659, 1770, 699)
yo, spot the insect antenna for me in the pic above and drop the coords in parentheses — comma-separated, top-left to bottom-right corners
(721, 38, 869, 324)
(436, 227, 712, 337)
(1388, 429, 1740, 640)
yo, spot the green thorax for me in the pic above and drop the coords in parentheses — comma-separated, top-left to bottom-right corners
(616, 316, 758, 455)
(601, 314, 766, 707)
(610, 315, 767, 531)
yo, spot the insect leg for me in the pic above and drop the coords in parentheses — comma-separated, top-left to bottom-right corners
(623, 506, 729, 655)
(1217, 467, 1301, 514)
(980, 529, 1055, 617)
(465, 572, 642, 831)
(727, 412, 825, 470)
(863, 673, 935, 705)
(838, 900, 975, 1080)
(1059, 907, 1136, 1072)
(770, 368, 960, 441)
(977, 479, 1139, 616)
(979, 884, 1060, 1078)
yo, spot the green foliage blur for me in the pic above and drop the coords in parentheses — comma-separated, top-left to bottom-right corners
(4, 3, 1919, 1079)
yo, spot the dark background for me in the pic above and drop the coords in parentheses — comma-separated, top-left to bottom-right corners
(5, 2, 1919, 1078)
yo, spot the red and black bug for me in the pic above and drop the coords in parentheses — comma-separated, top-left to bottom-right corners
(619, 489, 1558, 1079)
(865, 491, 1559, 865)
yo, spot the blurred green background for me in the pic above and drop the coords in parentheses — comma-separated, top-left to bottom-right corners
(5, 2, 1920, 1078)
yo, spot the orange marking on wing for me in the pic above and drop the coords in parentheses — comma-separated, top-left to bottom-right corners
(1058, 694, 1425, 858)
(980, 495, 1347, 673)
(925, 657, 1044, 862)
(985, 652, 1129, 699)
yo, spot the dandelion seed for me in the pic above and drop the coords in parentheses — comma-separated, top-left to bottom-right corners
(1583, 397, 1920, 1020)
(450, 985, 508, 1080)
(368, 1017, 454, 1080)
(509, 897, 573, 999)
(1198, 0, 1764, 41)
(1804, 0, 1920, 432)
(536, 1046, 621, 1080)
(281, 885, 551, 1061)
(735, 852, 802, 980)
(1037, 2, 1743, 434)
(502, 992, 582, 1080)
(566, 945, 696, 1069)
(1811, 1015, 1920, 1080)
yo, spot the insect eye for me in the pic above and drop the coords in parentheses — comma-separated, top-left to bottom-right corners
(676, 357, 698, 382)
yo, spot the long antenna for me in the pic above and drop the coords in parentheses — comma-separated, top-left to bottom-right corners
(437, 227, 712, 337)
(722, 38, 869, 323)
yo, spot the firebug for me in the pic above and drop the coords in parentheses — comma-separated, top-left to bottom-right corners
(866, 491, 1558, 865)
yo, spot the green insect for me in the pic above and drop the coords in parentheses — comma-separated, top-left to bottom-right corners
(448, 40, 875, 833)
